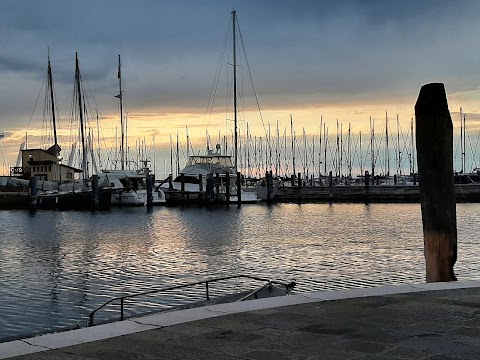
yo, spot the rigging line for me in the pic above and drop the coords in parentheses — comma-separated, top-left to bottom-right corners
(205, 16, 232, 130)
(27, 72, 48, 131)
(236, 16, 271, 154)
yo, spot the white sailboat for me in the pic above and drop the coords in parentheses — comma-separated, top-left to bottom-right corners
(99, 55, 165, 206)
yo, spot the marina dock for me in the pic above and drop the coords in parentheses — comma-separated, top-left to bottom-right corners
(2, 281, 480, 359)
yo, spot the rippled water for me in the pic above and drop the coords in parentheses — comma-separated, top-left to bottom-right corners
(1, 203, 479, 342)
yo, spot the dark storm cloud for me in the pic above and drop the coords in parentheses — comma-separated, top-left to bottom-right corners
(1, 0, 480, 126)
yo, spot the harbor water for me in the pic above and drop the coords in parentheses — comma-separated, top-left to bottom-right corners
(1, 203, 479, 342)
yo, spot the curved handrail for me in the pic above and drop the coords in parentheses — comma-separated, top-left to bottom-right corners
(88, 274, 295, 326)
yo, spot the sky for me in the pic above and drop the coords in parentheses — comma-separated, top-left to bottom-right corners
(1, 0, 480, 175)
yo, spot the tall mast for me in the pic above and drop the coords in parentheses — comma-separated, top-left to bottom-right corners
(324, 124, 327, 176)
(319, 116, 323, 178)
(47, 51, 58, 156)
(232, 10, 238, 172)
(397, 114, 401, 176)
(385, 112, 389, 176)
(410, 118, 414, 174)
(117, 55, 124, 170)
(290, 114, 295, 176)
(370, 117, 375, 181)
(463, 113, 466, 172)
(75, 52, 87, 180)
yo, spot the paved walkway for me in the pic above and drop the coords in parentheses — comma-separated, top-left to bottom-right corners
(2, 281, 480, 359)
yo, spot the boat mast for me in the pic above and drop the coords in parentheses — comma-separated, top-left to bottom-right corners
(232, 10, 238, 172)
(75, 52, 88, 180)
(47, 51, 58, 156)
(117, 55, 125, 170)
(385, 112, 389, 177)
(290, 114, 295, 177)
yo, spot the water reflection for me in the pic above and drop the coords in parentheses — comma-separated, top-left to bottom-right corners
(0, 204, 478, 342)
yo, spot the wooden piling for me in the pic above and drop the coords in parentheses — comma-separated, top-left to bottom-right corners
(415, 82, 457, 282)
(365, 171, 369, 194)
(146, 174, 153, 207)
(290, 174, 295, 187)
(199, 174, 203, 192)
(215, 173, 220, 203)
(225, 172, 230, 206)
(236, 171, 241, 204)
(29, 176, 37, 211)
(328, 171, 333, 197)
(91, 174, 99, 209)
(266, 170, 274, 204)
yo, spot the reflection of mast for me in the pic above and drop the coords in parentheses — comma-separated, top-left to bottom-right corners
(75, 52, 87, 180)
(47, 51, 58, 156)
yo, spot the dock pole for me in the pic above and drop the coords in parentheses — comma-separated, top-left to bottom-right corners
(236, 171, 241, 204)
(415, 82, 456, 282)
(328, 171, 333, 197)
(225, 172, 230, 206)
(146, 174, 153, 207)
(91, 174, 99, 209)
(29, 176, 37, 211)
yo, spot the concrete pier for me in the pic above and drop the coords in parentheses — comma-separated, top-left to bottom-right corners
(2, 281, 480, 359)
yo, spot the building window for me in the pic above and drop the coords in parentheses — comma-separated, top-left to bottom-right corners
(49, 166, 52, 172)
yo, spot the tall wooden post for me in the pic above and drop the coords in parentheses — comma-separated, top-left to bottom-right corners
(225, 172, 230, 206)
(415, 83, 457, 282)
(365, 171, 369, 194)
(146, 174, 153, 207)
(30, 175, 38, 211)
(236, 171, 242, 204)
(91, 174, 99, 209)
(328, 171, 333, 197)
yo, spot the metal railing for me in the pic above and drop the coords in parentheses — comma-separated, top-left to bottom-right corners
(88, 274, 295, 326)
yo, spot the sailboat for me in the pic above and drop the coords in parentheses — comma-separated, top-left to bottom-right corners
(6, 52, 111, 210)
(98, 55, 166, 206)
(161, 11, 259, 204)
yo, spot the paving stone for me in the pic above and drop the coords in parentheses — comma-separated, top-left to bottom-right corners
(6, 285, 480, 360)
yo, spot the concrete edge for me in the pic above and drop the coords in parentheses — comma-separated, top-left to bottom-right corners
(1, 280, 479, 359)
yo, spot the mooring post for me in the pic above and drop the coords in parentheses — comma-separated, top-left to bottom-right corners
(215, 173, 220, 203)
(290, 174, 295, 187)
(29, 175, 38, 211)
(236, 171, 241, 204)
(180, 173, 185, 192)
(91, 174, 99, 209)
(146, 174, 153, 207)
(394, 174, 397, 185)
(225, 172, 230, 206)
(297, 173, 302, 188)
(207, 173, 214, 200)
(199, 173, 203, 192)
(328, 171, 333, 197)
(415, 82, 457, 282)
(267, 170, 273, 204)
(365, 171, 369, 194)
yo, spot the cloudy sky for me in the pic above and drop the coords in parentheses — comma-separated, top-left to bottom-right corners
(1, 0, 480, 171)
